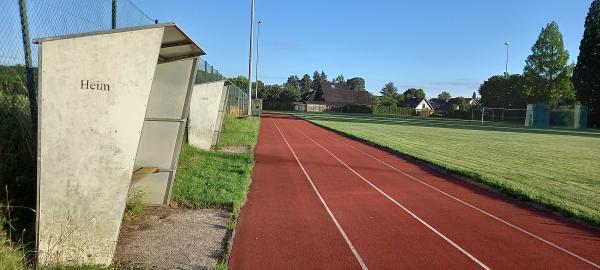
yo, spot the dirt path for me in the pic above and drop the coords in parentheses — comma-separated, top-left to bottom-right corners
(230, 114, 600, 269)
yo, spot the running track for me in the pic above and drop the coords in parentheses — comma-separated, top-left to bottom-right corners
(230, 114, 600, 269)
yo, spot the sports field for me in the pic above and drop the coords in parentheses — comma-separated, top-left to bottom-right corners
(291, 112, 600, 227)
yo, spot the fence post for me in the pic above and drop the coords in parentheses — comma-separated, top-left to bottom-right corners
(204, 61, 208, 82)
(481, 107, 485, 125)
(111, 0, 117, 29)
(18, 0, 37, 133)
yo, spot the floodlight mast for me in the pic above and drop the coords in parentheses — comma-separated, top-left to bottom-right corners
(247, 0, 255, 116)
(254, 19, 264, 99)
(505, 42, 510, 77)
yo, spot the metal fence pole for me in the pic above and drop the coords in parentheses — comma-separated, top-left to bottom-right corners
(111, 0, 117, 29)
(18, 0, 37, 133)
(481, 107, 485, 125)
(204, 61, 208, 82)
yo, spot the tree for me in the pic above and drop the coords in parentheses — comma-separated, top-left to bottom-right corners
(456, 96, 471, 111)
(574, 0, 600, 126)
(438, 91, 451, 101)
(285, 75, 300, 89)
(251, 80, 265, 97)
(312, 71, 323, 90)
(229, 75, 250, 92)
(472, 92, 477, 100)
(403, 88, 426, 99)
(299, 74, 312, 93)
(380, 82, 399, 97)
(378, 82, 400, 106)
(260, 84, 282, 102)
(347, 77, 366, 91)
(524, 21, 574, 104)
(320, 71, 328, 82)
(278, 84, 301, 102)
(333, 74, 345, 83)
(478, 74, 528, 108)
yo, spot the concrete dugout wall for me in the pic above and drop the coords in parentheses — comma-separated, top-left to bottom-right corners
(34, 23, 205, 266)
(188, 80, 228, 150)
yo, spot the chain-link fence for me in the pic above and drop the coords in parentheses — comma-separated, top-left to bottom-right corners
(225, 83, 249, 117)
(196, 58, 226, 84)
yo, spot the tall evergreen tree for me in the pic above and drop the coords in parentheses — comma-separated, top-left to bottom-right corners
(312, 71, 322, 90)
(299, 74, 312, 93)
(472, 92, 477, 100)
(524, 21, 574, 104)
(320, 71, 328, 82)
(574, 0, 600, 126)
(333, 74, 345, 83)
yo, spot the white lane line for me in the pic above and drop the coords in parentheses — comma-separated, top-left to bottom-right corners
(272, 120, 368, 270)
(294, 127, 491, 270)
(319, 127, 600, 269)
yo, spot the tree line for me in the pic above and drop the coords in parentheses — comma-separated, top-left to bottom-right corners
(373, 82, 426, 107)
(229, 71, 367, 103)
(479, 0, 599, 126)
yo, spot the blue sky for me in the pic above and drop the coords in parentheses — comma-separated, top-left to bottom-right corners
(133, 0, 593, 98)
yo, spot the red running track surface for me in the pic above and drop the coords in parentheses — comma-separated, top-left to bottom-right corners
(229, 114, 600, 270)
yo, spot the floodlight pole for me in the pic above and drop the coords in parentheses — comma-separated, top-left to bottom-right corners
(504, 42, 510, 77)
(247, 0, 255, 116)
(254, 20, 264, 99)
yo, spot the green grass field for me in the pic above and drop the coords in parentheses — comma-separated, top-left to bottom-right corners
(292, 112, 600, 227)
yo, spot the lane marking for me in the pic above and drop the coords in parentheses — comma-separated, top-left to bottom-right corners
(272, 120, 368, 270)
(292, 126, 490, 270)
(311, 123, 600, 269)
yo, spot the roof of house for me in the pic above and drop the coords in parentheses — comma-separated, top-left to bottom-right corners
(446, 97, 463, 105)
(401, 97, 432, 109)
(428, 98, 446, 110)
(301, 82, 372, 106)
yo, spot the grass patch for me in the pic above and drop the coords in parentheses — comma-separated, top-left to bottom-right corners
(172, 146, 254, 209)
(173, 114, 260, 270)
(292, 112, 600, 227)
(173, 115, 260, 209)
(216, 115, 260, 149)
(0, 234, 27, 270)
(0, 208, 27, 270)
(124, 190, 146, 219)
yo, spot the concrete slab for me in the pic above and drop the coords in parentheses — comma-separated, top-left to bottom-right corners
(35, 24, 204, 266)
(36, 27, 164, 265)
(188, 81, 228, 150)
